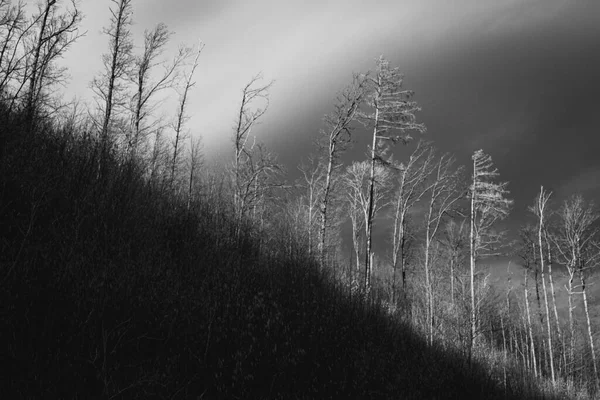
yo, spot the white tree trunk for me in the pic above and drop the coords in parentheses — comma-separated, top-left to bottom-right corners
(364, 106, 379, 290)
(581, 269, 599, 391)
(524, 270, 538, 377)
(537, 199, 555, 385)
(469, 157, 477, 362)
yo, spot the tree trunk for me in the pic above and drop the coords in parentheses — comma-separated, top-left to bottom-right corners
(450, 253, 456, 307)
(425, 233, 433, 345)
(319, 142, 338, 268)
(469, 156, 477, 362)
(27, 1, 53, 119)
(546, 237, 565, 375)
(580, 267, 599, 391)
(524, 270, 538, 377)
(501, 313, 508, 394)
(391, 198, 405, 304)
(364, 106, 379, 291)
(319, 142, 335, 268)
(567, 270, 575, 378)
(521, 316, 529, 371)
(538, 206, 555, 385)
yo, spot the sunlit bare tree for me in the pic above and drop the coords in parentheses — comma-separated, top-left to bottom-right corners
(422, 152, 464, 345)
(316, 74, 366, 268)
(232, 73, 273, 218)
(389, 140, 434, 303)
(344, 160, 391, 288)
(552, 195, 599, 385)
(358, 56, 425, 289)
(468, 149, 512, 362)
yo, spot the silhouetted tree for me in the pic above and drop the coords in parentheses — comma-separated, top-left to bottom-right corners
(170, 40, 203, 187)
(25, 0, 81, 122)
(128, 23, 190, 160)
(232, 73, 273, 221)
(91, 0, 134, 172)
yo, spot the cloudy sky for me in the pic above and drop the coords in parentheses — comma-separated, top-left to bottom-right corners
(62, 0, 600, 232)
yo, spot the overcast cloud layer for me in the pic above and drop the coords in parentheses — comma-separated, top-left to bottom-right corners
(63, 0, 600, 230)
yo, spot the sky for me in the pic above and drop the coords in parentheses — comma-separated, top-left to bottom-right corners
(60, 0, 600, 238)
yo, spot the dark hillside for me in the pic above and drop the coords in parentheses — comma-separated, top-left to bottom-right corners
(0, 108, 558, 399)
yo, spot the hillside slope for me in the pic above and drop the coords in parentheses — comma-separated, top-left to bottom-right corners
(0, 109, 558, 399)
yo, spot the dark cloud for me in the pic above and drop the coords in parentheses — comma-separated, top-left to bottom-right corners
(402, 1, 600, 227)
(265, 1, 600, 239)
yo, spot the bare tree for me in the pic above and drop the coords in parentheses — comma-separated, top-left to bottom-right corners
(186, 135, 203, 210)
(170, 41, 203, 187)
(127, 24, 191, 160)
(91, 0, 134, 172)
(553, 195, 599, 386)
(344, 160, 391, 289)
(517, 225, 539, 377)
(544, 224, 565, 375)
(234, 139, 284, 237)
(148, 126, 169, 187)
(422, 152, 464, 345)
(232, 73, 273, 218)
(25, 0, 82, 122)
(0, 1, 33, 105)
(440, 218, 468, 307)
(0, 0, 82, 115)
(297, 154, 323, 258)
(468, 149, 512, 362)
(317, 74, 366, 268)
(389, 140, 434, 303)
(358, 56, 425, 290)
(530, 186, 556, 385)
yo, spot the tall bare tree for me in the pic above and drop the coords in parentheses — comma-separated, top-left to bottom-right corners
(544, 224, 565, 375)
(234, 138, 284, 237)
(317, 74, 366, 268)
(553, 195, 599, 386)
(91, 0, 134, 171)
(170, 41, 203, 187)
(344, 160, 391, 288)
(0, 0, 29, 102)
(232, 73, 273, 218)
(186, 135, 203, 210)
(358, 56, 425, 290)
(517, 225, 539, 377)
(127, 24, 191, 159)
(422, 152, 464, 345)
(530, 186, 556, 384)
(297, 154, 323, 258)
(389, 140, 434, 302)
(148, 126, 169, 186)
(0, 0, 83, 117)
(25, 0, 81, 121)
(440, 218, 468, 307)
(468, 149, 512, 362)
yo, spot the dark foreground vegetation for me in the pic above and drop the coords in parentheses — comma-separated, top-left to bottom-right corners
(0, 107, 565, 399)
